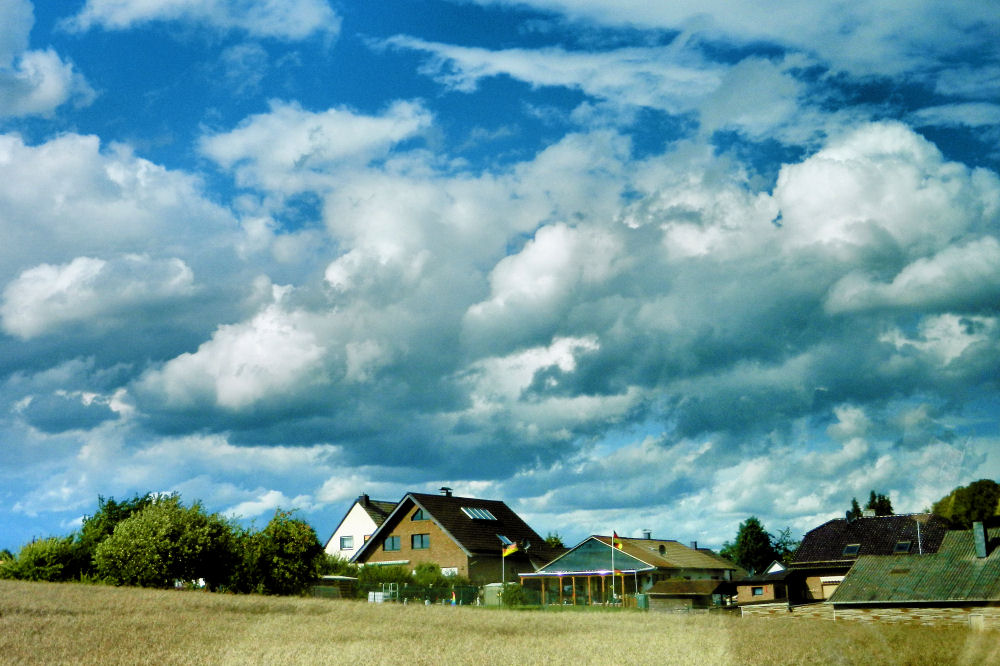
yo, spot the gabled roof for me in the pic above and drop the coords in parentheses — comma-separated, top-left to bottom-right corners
(738, 560, 792, 584)
(323, 494, 396, 552)
(792, 513, 949, 564)
(359, 497, 396, 525)
(534, 536, 741, 575)
(352, 492, 562, 564)
(830, 526, 1000, 604)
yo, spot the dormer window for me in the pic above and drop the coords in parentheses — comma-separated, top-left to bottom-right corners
(893, 540, 911, 553)
(842, 543, 860, 556)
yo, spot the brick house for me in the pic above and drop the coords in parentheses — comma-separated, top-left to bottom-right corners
(830, 522, 1000, 628)
(351, 488, 563, 583)
(737, 513, 950, 615)
(323, 494, 396, 561)
(734, 560, 792, 605)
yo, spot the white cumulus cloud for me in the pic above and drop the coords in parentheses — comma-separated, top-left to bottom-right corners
(200, 100, 433, 193)
(1, 255, 195, 339)
(138, 300, 327, 410)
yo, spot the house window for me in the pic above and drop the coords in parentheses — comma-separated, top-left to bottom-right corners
(752, 587, 764, 596)
(842, 543, 860, 556)
(384, 536, 401, 551)
(412, 509, 427, 521)
(340, 536, 354, 550)
(893, 540, 911, 553)
(461, 506, 497, 520)
(411, 534, 430, 549)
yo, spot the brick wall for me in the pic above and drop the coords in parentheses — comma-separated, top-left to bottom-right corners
(834, 605, 1000, 629)
(363, 506, 470, 576)
(736, 583, 785, 604)
(742, 602, 1000, 629)
(740, 602, 834, 620)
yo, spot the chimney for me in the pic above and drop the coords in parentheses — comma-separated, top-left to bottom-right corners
(440, 486, 452, 497)
(846, 510, 854, 523)
(360, 493, 369, 506)
(642, 529, 651, 539)
(973, 521, 988, 559)
(690, 541, 698, 550)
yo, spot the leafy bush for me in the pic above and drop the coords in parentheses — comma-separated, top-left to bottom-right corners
(318, 553, 359, 577)
(76, 494, 155, 577)
(94, 494, 237, 589)
(234, 510, 323, 596)
(357, 564, 412, 587)
(501, 582, 527, 607)
(1, 536, 78, 582)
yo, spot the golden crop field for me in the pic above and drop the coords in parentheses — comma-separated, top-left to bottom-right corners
(1, 580, 997, 665)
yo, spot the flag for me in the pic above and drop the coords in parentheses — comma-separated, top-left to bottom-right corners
(451, 590, 457, 606)
(502, 542, 519, 557)
(613, 531, 622, 549)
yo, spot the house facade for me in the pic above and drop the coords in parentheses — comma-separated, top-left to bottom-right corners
(737, 512, 950, 614)
(323, 494, 396, 561)
(351, 488, 562, 583)
(829, 522, 1000, 628)
(734, 560, 791, 605)
(520, 535, 742, 609)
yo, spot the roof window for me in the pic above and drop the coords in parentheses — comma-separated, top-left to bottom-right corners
(461, 506, 496, 520)
(893, 540, 911, 553)
(842, 543, 860, 556)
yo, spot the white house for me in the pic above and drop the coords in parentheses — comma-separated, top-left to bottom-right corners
(323, 494, 397, 561)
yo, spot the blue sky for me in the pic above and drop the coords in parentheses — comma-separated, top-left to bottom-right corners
(2, 0, 999, 552)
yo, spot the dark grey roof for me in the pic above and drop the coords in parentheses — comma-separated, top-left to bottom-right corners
(793, 513, 949, 564)
(353, 492, 565, 565)
(830, 526, 1000, 604)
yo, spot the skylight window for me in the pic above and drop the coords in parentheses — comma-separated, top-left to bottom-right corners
(893, 540, 911, 553)
(461, 506, 496, 520)
(842, 543, 860, 556)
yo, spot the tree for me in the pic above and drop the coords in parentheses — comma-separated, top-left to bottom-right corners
(544, 532, 564, 549)
(244, 509, 324, 596)
(720, 516, 778, 575)
(848, 497, 862, 520)
(771, 527, 800, 564)
(74, 493, 156, 580)
(866, 491, 893, 516)
(932, 479, 1000, 528)
(94, 494, 237, 589)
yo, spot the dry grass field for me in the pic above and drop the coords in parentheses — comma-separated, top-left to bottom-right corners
(2, 580, 998, 665)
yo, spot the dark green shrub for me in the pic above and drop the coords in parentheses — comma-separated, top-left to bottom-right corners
(244, 509, 324, 596)
(94, 494, 237, 589)
(2, 537, 77, 581)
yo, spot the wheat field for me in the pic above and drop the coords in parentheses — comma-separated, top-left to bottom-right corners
(1, 580, 998, 665)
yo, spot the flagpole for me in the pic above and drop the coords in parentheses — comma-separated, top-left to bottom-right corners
(610, 532, 615, 605)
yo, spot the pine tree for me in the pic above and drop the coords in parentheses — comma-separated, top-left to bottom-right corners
(720, 516, 778, 575)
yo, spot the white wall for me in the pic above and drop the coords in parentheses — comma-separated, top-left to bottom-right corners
(324, 502, 380, 560)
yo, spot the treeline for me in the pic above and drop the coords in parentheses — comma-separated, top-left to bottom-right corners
(0, 493, 325, 595)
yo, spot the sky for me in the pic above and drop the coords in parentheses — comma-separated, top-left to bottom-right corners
(1, 0, 999, 553)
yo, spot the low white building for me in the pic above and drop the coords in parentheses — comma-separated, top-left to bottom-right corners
(324, 494, 397, 561)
